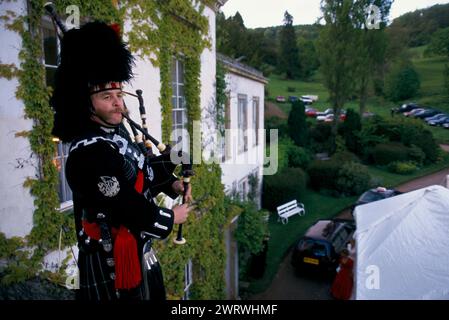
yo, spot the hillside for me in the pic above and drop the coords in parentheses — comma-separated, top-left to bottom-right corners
(383, 3, 449, 47)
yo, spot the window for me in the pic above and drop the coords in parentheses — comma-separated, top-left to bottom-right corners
(238, 177, 248, 201)
(223, 95, 231, 162)
(183, 259, 193, 300)
(42, 18, 73, 205)
(171, 59, 188, 148)
(237, 95, 248, 153)
(53, 142, 73, 203)
(42, 18, 58, 89)
(252, 97, 259, 146)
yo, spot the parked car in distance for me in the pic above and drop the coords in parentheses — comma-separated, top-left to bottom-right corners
(300, 97, 313, 105)
(305, 107, 318, 117)
(414, 109, 440, 119)
(301, 95, 319, 102)
(429, 116, 449, 126)
(316, 108, 333, 117)
(288, 95, 299, 102)
(443, 122, 449, 129)
(351, 187, 402, 215)
(291, 219, 356, 276)
(404, 108, 425, 117)
(395, 102, 420, 113)
(424, 113, 447, 123)
(276, 96, 286, 103)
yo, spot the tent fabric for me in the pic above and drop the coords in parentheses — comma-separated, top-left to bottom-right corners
(354, 185, 449, 300)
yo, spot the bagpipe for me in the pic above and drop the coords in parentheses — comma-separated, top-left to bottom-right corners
(44, 3, 193, 245)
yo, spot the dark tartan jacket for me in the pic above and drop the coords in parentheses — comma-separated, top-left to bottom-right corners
(66, 121, 178, 300)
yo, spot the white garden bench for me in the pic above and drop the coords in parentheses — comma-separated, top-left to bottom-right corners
(276, 200, 305, 224)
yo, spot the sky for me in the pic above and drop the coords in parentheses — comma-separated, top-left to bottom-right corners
(221, 0, 449, 28)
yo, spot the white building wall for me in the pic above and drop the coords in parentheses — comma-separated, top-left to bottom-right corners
(220, 72, 265, 197)
(199, 6, 217, 160)
(0, 0, 37, 238)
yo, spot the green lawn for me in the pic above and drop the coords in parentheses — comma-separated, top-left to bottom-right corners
(266, 47, 449, 143)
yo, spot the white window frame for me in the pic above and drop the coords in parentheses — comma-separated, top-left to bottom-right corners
(237, 94, 248, 154)
(183, 259, 193, 300)
(171, 58, 188, 149)
(238, 176, 248, 201)
(42, 17, 73, 209)
(252, 97, 259, 146)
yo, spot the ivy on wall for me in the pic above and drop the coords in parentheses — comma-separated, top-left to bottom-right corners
(126, 0, 211, 143)
(1, 0, 235, 300)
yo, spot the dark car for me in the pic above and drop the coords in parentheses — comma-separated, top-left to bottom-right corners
(291, 219, 355, 276)
(414, 109, 440, 119)
(351, 187, 402, 215)
(288, 95, 299, 102)
(394, 103, 420, 114)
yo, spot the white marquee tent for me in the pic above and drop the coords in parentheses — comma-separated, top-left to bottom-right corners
(354, 185, 449, 300)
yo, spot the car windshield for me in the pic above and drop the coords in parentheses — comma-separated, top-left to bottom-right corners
(300, 239, 328, 257)
(359, 190, 383, 203)
(331, 226, 349, 250)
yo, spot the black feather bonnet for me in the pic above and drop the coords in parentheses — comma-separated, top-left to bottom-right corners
(51, 21, 135, 142)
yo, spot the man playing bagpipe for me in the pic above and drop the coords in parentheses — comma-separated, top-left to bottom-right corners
(51, 21, 191, 300)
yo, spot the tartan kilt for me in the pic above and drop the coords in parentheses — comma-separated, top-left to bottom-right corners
(76, 239, 166, 301)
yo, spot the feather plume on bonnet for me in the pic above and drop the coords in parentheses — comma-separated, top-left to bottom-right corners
(51, 21, 135, 142)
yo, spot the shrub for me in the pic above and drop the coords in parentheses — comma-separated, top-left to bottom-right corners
(408, 145, 426, 166)
(369, 142, 410, 165)
(287, 86, 296, 92)
(288, 145, 312, 169)
(262, 167, 307, 212)
(331, 151, 360, 164)
(387, 161, 418, 175)
(335, 162, 372, 196)
(277, 138, 293, 171)
(233, 201, 268, 279)
(413, 130, 439, 164)
(307, 159, 341, 191)
(308, 122, 334, 153)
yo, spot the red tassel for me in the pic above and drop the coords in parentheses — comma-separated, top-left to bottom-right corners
(113, 226, 142, 290)
(134, 170, 144, 194)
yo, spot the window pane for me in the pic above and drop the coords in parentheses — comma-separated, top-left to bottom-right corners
(43, 26, 58, 66)
(178, 84, 184, 97)
(177, 61, 184, 84)
(178, 97, 185, 110)
(171, 59, 177, 82)
(175, 110, 184, 125)
(45, 66, 57, 89)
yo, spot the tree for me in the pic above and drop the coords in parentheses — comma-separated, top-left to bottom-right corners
(339, 109, 362, 153)
(352, 0, 393, 115)
(297, 38, 320, 80)
(317, 0, 359, 134)
(279, 11, 301, 79)
(385, 62, 421, 102)
(287, 100, 308, 147)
